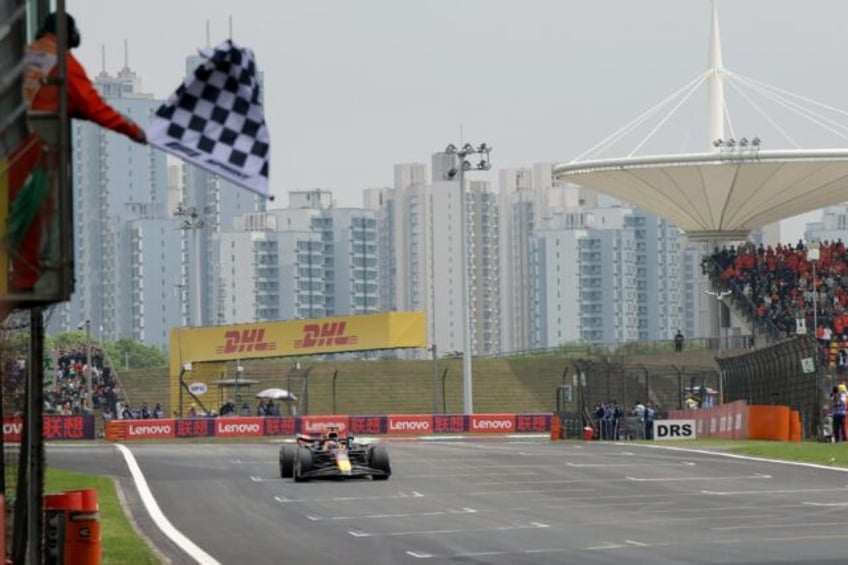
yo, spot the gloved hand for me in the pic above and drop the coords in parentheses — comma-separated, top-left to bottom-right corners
(131, 126, 148, 145)
(126, 119, 147, 145)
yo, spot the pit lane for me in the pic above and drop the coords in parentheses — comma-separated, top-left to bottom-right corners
(49, 439, 848, 564)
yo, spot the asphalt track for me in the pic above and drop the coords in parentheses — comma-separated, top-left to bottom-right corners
(48, 438, 848, 565)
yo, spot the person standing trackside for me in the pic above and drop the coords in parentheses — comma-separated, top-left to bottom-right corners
(674, 330, 685, 352)
(8, 12, 147, 293)
(645, 403, 656, 440)
(833, 385, 848, 442)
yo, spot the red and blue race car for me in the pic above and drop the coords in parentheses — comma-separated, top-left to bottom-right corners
(279, 427, 391, 482)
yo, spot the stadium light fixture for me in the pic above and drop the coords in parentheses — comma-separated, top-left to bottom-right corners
(175, 204, 210, 327)
(439, 140, 492, 415)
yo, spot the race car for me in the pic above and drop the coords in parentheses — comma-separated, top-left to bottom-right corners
(279, 427, 391, 482)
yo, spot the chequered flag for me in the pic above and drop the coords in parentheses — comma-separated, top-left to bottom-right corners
(148, 40, 270, 198)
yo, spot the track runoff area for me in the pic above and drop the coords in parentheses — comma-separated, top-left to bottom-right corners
(101, 432, 848, 565)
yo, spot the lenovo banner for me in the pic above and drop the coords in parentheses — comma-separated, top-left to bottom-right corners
(470, 414, 516, 433)
(126, 420, 175, 440)
(515, 413, 552, 433)
(433, 415, 467, 433)
(4, 416, 95, 442)
(263, 417, 297, 436)
(215, 417, 264, 438)
(300, 416, 350, 436)
(387, 415, 433, 434)
(350, 416, 386, 435)
(103, 413, 553, 441)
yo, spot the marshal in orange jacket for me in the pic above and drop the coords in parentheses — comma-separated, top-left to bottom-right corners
(23, 33, 146, 142)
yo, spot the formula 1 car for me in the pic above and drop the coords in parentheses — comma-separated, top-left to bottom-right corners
(279, 427, 391, 482)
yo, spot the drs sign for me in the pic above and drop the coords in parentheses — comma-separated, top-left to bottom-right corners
(653, 419, 696, 440)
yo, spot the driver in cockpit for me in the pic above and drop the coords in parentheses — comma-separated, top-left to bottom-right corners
(324, 429, 342, 452)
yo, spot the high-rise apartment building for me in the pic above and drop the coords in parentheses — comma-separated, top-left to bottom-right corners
(529, 200, 684, 347)
(680, 240, 714, 341)
(217, 190, 377, 323)
(365, 163, 430, 316)
(498, 165, 597, 352)
(627, 210, 683, 341)
(536, 208, 639, 345)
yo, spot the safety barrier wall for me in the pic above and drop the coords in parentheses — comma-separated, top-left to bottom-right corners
(104, 413, 552, 441)
(3, 415, 95, 441)
(668, 401, 748, 440)
(668, 401, 801, 441)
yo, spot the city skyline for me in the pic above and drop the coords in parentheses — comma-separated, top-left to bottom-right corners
(68, 0, 848, 241)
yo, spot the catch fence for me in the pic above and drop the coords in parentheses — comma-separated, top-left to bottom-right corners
(717, 334, 825, 439)
(570, 359, 719, 435)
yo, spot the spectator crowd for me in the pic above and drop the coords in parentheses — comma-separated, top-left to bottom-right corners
(711, 239, 848, 363)
(2, 344, 139, 422)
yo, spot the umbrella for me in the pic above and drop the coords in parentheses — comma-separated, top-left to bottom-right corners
(256, 388, 297, 401)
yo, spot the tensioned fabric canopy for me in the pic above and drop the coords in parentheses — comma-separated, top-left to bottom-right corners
(553, 149, 848, 241)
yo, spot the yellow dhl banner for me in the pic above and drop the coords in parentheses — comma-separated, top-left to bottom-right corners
(170, 311, 426, 368)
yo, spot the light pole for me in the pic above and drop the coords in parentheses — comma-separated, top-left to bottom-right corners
(705, 289, 732, 351)
(444, 142, 492, 415)
(430, 344, 438, 414)
(78, 319, 92, 400)
(175, 204, 209, 327)
(807, 244, 820, 339)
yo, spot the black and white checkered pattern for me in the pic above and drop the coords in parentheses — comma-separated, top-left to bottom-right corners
(148, 40, 270, 197)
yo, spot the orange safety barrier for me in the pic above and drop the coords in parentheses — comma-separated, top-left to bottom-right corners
(671, 402, 805, 442)
(550, 417, 562, 441)
(747, 405, 791, 441)
(104, 420, 127, 441)
(44, 489, 101, 564)
(789, 410, 802, 442)
(44, 491, 81, 563)
(64, 489, 101, 565)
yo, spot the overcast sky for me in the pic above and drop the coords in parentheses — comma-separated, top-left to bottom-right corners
(68, 0, 848, 241)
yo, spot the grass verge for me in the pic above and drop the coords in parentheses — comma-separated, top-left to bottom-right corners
(646, 438, 848, 468)
(727, 441, 848, 468)
(46, 468, 159, 565)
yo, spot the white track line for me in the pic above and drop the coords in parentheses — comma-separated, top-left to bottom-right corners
(116, 444, 220, 565)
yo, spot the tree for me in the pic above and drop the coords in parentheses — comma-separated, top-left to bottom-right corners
(51, 330, 86, 350)
(10, 330, 167, 370)
(104, 339, 167, 370)
(1, 331, 56, 353)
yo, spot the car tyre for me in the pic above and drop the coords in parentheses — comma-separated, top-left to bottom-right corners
(294, 446, 313, 482)
(279, 445, 296, 478)
(368, 444, 391, 480)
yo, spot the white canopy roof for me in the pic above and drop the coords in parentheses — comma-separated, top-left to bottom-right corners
(554, 149, 848, 241)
